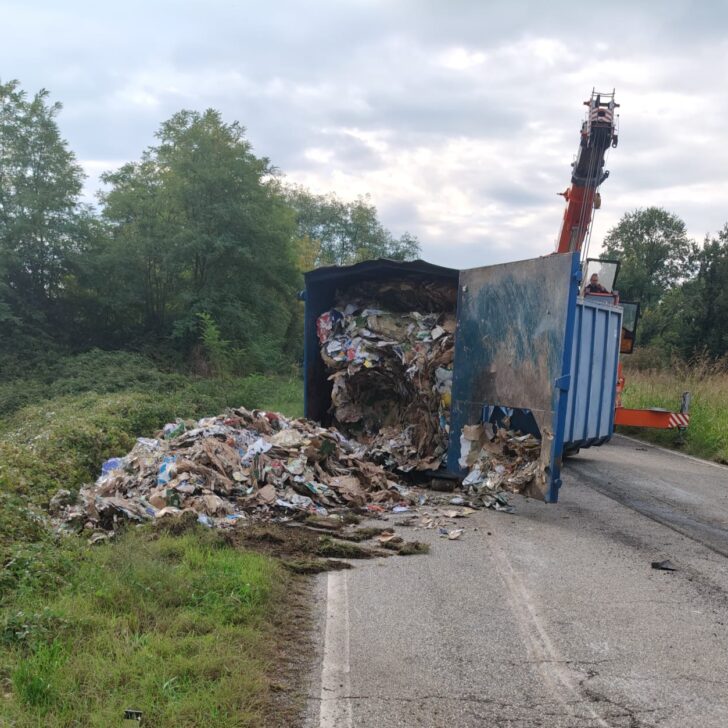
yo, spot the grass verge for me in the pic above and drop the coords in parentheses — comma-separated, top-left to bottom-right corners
(620, 363, 728, 464)
(0, 362, 302, 566)
(1, 527, 286, 727)
(0, 352, 306, 726)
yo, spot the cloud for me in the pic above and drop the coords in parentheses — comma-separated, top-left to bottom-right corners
(2, 0, 728, 267)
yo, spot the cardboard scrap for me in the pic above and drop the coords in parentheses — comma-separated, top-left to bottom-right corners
(55, 408, 410, 532)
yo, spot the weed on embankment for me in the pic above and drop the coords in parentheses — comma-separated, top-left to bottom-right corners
(621, 355, 728, 464)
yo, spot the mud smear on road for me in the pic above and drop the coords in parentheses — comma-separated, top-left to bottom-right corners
(263, 564, 318, 727)
(224, 519, 429, 575)
(224, 519, 428, 726)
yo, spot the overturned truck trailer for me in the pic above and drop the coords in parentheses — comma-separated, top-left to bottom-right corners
(303, 252, 622, 503)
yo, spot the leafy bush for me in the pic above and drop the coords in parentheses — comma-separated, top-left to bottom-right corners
(0, 350, 186, 417)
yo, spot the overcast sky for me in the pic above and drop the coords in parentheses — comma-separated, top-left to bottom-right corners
(3, 0, 727, 268)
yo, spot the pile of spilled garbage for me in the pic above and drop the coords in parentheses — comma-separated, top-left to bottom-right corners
(54, 408, 408, 534)
(53, 407, 543, 536)
(53, 278, 546, 536)
(316, 278, 456, 472)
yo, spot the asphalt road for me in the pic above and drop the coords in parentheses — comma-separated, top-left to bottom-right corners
(302, 436, 728, 728)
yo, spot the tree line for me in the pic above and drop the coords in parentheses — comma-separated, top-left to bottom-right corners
(602, 207, 728, 361)
(2, 79, 726, 375)
(0, 80, 420, 373)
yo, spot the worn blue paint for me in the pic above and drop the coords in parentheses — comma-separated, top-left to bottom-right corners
(302, 253, 620, 504)
(447, 253, 579, 502)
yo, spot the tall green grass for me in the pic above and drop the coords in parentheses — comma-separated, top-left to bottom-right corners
(621, 354, 728, 464)
(1, 528, 285, 727)
(0, 352, 304, 726)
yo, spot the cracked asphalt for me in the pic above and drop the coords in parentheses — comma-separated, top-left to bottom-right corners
(302, 436, 728, 727)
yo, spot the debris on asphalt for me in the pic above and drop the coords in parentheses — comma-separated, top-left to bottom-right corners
(230, 522, 428, 569)
(458, 424, 545, 506)
(444, 528, 464, 540)
(316, 279, 456, 472)
(55, 408, 416, 534)
(651, 559, 677, 571)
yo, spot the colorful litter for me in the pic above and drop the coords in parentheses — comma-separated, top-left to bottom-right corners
(315, 279, 456, 472)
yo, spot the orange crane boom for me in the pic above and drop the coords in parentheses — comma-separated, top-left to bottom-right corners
(555, 92, 618, 254)
(555, 91, 690, 432)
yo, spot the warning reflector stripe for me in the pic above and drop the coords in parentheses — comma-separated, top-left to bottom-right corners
(668, 413, 690, 428)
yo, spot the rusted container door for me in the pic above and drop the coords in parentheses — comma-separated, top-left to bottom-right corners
(448, 252, 581, 502)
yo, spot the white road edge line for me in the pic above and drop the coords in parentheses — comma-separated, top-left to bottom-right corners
(614, 434, 728, 471)
(319, 569, 353, 728)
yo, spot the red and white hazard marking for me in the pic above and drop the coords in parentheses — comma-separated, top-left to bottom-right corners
(668, 413, 690, 428)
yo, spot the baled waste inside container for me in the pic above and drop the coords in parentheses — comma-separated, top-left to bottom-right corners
(315, 277, 456, 472)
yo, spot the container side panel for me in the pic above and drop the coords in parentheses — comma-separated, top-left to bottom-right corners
(564, 304, 582, 445)
(563, 300, 622, 450)
(601, 307, 621, 437)
(449, 253, 578, 501)
(573, 305, 595, 441)
(585, 310, 607, 439)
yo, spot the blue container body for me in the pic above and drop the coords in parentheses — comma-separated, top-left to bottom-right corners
(563, 298, 623, 452)
(303, 253, 621, 503)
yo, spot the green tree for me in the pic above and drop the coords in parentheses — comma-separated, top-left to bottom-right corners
(0, 80, 91, 336)
(680, 226, 728, 359)
(636, 284, 691, 356)
(603, 207, 697, 308)
(99, 109, 300, 369)
(633, 224, 728, 360)
(286, 185, 421, 268)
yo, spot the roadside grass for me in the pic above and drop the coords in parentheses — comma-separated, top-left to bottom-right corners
(0, 352, 305, 726)
(0, 348, 304, 420)
(0, 351, 302, 551)
(0, 350, 186, 418)
(1, 527, 286, 727)
(620, 358, 728, 464)
(0, 366, 302, 570)
(0, 363, 302, 511)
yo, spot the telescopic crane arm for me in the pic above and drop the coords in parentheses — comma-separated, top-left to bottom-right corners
(555, 92, 619, 254)
(555, 91, 690, 432)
